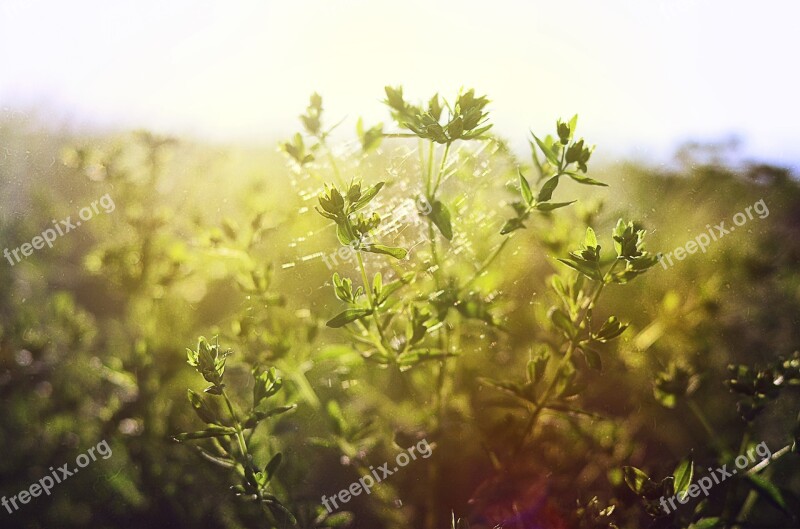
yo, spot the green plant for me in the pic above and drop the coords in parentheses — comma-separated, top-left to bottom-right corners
(175, 337, 297, 526)
(482, 220, 659, 456)
(300, 87, 659, 529)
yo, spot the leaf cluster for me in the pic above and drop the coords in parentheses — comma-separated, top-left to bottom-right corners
(502, 117, 605, 235)
(384, 86, 492, 144)
(316, 181, 407, 259)
(177, 337, 296, 526)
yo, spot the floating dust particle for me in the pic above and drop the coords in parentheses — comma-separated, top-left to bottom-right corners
(301, 252, 324, 262)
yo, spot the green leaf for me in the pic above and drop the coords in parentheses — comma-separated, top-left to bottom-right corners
(673, 458, 694, 498)
(593, 316, 628, 342)
(325, 512, 355, 527)
(538, 175, 559, 202)
(326, 400, 348, 436)
(428, 93, 442, 120)
(262, 496, 297, 525)
(397, 348, 456, 370)
(253, 367, 283, 406)
(191, 445, 235, 468)
(264, 452, 282, 481)
(243, 405, 296, 429)
(568, 114, 578, 136)
(532, 133, 559, 165)
(187, 389, 219, 425)
(461, 124, 492, 140)
(528, 348, 550, 385)
(221, 218, 238, 240)
(581, 347, 602, 371)
(535, 200, 576, 212)
(565, 171, 607, 186)
(429, 200, 453, 240)
(688, 518, 723, 529)
(447, 115, 464, 140)
(377, 272, 414, 305)
(623, 466, 653, 496)
(372, 272, 382, 299)
(455, 296, 495, 324)
(173, 425, 237, 442)
(479, 377, 523, 398)
(529, 139, 543, 175)
(255, 404, 297, 421)
(326, 308, 373, 328)
(363, 350, 392, 365)
(584, 227, 597, 248)
(654, 387, 677, 409)
(362, 244, 408, 259)
(746, 474, 790, 515)
(557, 257, 603, 281)
(357, 118, 384, 153)
(336, 221, 356, 246)
(351, 182, 385, 211)
(549, 308, 576, 338)
(500, 217, 526, 235)
(518, 170, 533, 204)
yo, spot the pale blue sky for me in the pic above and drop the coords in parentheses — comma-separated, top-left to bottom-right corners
(1, 0, 798, 165)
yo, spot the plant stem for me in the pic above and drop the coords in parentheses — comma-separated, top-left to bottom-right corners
(221, 388, 249, 462)
(428, 221, 442, 290)
(356, 251, 388, 346)
(318, 137, 345, 189)
(382, 132, 418, 138)
(462, 236, 512, 292)
(432, 142, 451, 196)
(223, 389, 269, 515)
(723, 431, 751, 527)
(424, 140, 451, 290)
(746, 443, 792, 475)
(687, 398, 728, 455)
(425, 141, 435, 197)
(514, 338, 578, 455)
(355, 319, 394, 362)
(357, 250, 375, 307)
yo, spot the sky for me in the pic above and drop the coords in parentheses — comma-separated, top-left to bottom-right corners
(1, 0, 798, 165)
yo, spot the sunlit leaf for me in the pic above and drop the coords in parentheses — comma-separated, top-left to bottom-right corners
(326, 308, 373, 328)
(565, 171, 607, 186)
(535, 200, 575, 211)
(532, 133, 559, 166)
(519, 170, 533, 204)
(623, 466, 655, 496)
(538, 175, 560, 202)
(673, 458, 694, 498)
(173, 426, 236, 442)
(429, 200, 453, 240)
(362, 244, 408, 259)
